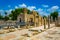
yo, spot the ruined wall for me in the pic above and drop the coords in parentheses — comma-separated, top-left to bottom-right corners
(17, 9, 48, 27)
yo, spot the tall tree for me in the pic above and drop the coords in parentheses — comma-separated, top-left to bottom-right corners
(50, 11, 58, 21)
(43, 15, 47, 19)
(9, 8, 31, 20)
(0, 13, 3, 20)
(4, 12, 9, 21)
(5, 12, 7, 16)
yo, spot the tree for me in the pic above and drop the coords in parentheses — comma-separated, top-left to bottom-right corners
(9, 8, 23, 20)
(5, 12, 7, 16)
(4, 12, 9, 21)
(50, 11, 58, 21)
(4, 16, 9, 21)
(9, 8, 40, 20)
(0, 13, 3, 20)
(9, 8, 31, 20)
(43, 15, 47, 19)
(27, 10, 31, 14)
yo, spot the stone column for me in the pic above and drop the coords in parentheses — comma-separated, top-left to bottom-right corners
(41, 17, 42, 26)
(18, 25, 20, 28)
(44, 18, 46, 29)
(34, 15, 36, 27)
(48, 16, 50, 29)
(26, 19, 28, 29)
(38, 16, 40, 26)
(55, 18, 57, 26)
(51, 16, 53, 23)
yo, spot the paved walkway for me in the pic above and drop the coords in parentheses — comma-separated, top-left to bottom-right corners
(0, 29, 29, 40)
(30, 24, 55, 30)
(30, 27, 60, 40)
(0, 24, 55, 40)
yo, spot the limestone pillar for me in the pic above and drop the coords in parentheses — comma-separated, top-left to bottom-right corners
(48, 16, 50, 29)
(18, 25, 20, 28)
(44, 18, 46, 29)
(55, 18, 57, 26)
(38, 16, 40, 27)
(34, 15, 36, 27)
(51, 16, 53, 23)
(41, 17, 42, 26)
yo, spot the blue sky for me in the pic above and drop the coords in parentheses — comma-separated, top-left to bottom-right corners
(0, 0, 60, 16)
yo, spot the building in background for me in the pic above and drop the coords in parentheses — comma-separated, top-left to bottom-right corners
(17, 8, 47, 27)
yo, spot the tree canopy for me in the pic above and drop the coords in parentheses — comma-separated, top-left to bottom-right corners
(50, 11, 58, 21)
(43, 15, 47, 19)
(9, 8, 31, 20)
(4, 12, 9, 21)
(0, 13, 3, 20)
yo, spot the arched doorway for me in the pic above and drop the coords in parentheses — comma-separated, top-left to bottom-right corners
(19, 18, 21, 22)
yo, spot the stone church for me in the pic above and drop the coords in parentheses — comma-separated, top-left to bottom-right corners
(17, 8, 47, 27)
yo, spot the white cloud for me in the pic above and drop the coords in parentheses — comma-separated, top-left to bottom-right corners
(58, 12, 60, 16)
(19, 3, 27, 8)
(58, 9, 60, 15)
(58, 10, 60, 12)
(14, 3, 36, 11)
(51, 6, 59, 10)
(47, 6, 59, 12)
(8, 9, 12, 12)
(5, 9, 13, 16)
(15, 6, 18, 9)
(36, 8, 49, 16)
(14, 4, 59, 16)
(8, 5, 11, 8)
(42, 5, 49, 8)
(27, 6, 36, 11)
(0, 10, 5, 16)
(0, 10, 4, 12)
(36, 8, 43, 12)
(15, 3, 27, 9)
(2, 3, 60, 16)
(0, 9, 15, 16)
(36, 8, 43, 15)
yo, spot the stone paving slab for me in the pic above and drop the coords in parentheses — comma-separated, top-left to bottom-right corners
(0, 24, 55, 40)
(30, 27, 60, 40)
